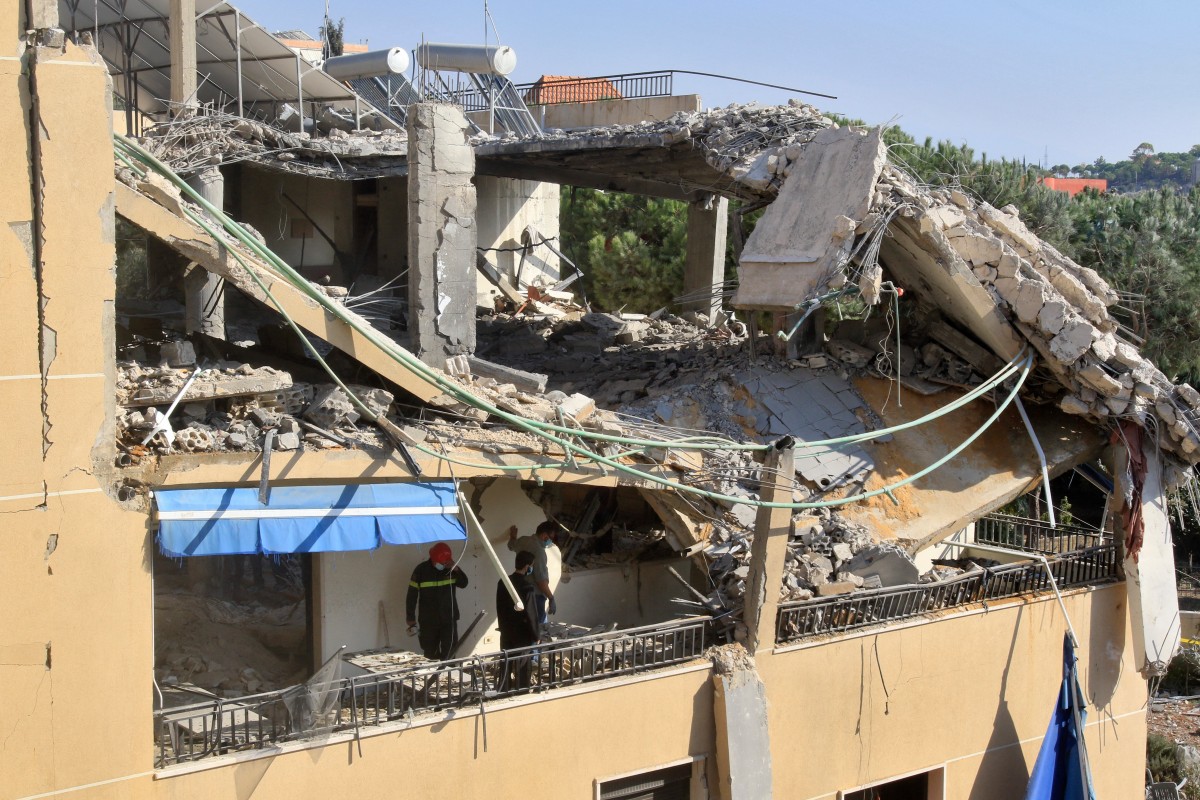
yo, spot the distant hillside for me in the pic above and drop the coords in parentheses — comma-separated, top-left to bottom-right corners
(1055, 143, 1200, 192)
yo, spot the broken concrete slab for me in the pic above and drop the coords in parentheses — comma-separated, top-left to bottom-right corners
(840, 544, 919, 587)
(735, 127, 886, 309)
(466, 355, 548, 394)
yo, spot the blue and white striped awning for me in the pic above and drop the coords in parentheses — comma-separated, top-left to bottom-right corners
(155, 482, 465, 557)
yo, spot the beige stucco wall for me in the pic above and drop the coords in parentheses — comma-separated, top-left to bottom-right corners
(760, 585, 1145, 799)
(0, 38, 155, 800)
(536, 95, 703, 130)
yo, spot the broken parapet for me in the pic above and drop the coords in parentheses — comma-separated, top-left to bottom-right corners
(872, 164, 1200, 465)
(710, 644, 774, 800)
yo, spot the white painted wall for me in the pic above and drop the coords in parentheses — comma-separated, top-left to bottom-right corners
(474, 176, 562, 305)
(315, 478, 700, 661)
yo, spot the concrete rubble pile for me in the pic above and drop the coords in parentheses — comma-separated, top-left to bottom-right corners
(866, 164, 1200, 471)
(142, 112, 410, 177)
(477, 309, 750, 408)
(116, 354, 394, 455)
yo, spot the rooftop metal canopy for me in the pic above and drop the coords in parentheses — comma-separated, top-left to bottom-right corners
(59, 0, 394, 134)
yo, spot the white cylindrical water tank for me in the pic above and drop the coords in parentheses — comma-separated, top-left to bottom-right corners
(415, 43, 517, 76)
(322, 48, 410, 80)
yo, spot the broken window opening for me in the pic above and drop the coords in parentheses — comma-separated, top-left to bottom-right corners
(842, 767, 942, 800)
(154, 550, 313, 702)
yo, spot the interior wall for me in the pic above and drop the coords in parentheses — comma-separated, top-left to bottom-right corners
(238, 166, 354, 285)
(376, 174, 407, 282)
(316, 477, 697, 661)
(474, 176, 561, 304)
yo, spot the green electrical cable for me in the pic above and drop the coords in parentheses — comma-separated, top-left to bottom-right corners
(115, 136, 1026, 456)
(114, 135, 1035, 510)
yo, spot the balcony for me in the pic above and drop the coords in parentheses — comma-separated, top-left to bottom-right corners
(154, 618, 707, 768)
(775, 542, 1118, 645)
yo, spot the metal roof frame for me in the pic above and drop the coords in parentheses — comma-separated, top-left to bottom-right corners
(59, 0, 395, 134)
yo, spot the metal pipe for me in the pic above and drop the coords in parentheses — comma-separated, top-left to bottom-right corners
(234, 9, 243, 118)
(939, 539, 1078, 648)
(1014, 397, 1055, 528)
(295, 52, 303, 130)
(456, 488, 524, 610)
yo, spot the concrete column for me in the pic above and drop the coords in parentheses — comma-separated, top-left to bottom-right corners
(683, 195, 728, 322)
(184, 166, 225, 340)
(27, 0, 59, 29)
(169, 0, 196, 112)
(407, 103, 477, 367)
(743, 441, 794, 654)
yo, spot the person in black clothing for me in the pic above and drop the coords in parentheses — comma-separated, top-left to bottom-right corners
(405, 542, 468, 660)
(496, 550, 540, 690)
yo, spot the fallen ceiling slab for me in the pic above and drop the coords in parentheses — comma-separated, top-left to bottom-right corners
(837, 376, 1105, 553)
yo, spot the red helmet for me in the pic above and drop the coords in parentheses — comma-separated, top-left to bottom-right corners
(429, 542, 453, 565)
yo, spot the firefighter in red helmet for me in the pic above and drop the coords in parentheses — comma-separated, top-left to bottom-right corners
(405, 542, 469, 659)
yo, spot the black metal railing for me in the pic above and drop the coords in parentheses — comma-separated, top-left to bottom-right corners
(775, 545, 1118, 645)
(449, 71, 674, 112)
(974, 513, 1108, 554)
(154, 618, 706, 767)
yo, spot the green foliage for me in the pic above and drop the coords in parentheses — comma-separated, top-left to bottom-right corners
(1147, 731, 1199, 797)
(560, 187, 690, 312)
(1068, 187, 1200, 378)
(1070, 141, 1200, 192)
(320, 17, 345, 58)
(115, 218, 150, 301)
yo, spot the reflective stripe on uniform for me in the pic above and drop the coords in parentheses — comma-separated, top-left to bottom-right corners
(410, 579, 456, 589)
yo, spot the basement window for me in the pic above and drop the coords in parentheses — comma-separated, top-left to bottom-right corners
(595, 760, 698, 800)
(841, 766, 945, 800)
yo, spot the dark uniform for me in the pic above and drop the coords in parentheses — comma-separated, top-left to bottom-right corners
(405, 560, 468, 660)
(496, 570, 540, 690)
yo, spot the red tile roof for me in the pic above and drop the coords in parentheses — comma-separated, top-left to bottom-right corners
(524, 75, 623, 106)
(1040, 177, 1108, 197)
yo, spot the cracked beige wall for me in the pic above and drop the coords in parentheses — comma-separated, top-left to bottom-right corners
(760, 585, 1145, 799)
(0, 34, 153, 800)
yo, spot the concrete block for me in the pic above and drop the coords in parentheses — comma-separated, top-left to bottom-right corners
(1092, 332, 1118, 362)
(950, 231, 1004, 266)
(996, 249, 1021, 279)
(1059, 395, 1091, 416)
(161, 340, 196, 367)
(1012, 280, 1049, 325)
(841, 544, 919, 586)
(1078, 364, 1123, 397)
(827, 339, 874, 368)
(273, 431, 301, 451)
(1037, 300, 1070, 336)
(1049, 317, 1095, 364)
(816, 581, 857, 596)
(249, 408, 278, 427)
(305, 386, 360, 429)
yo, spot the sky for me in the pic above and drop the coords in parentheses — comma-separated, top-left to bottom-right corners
(230, 0, 1200, 168)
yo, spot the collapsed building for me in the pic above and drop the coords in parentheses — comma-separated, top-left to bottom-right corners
(2, 2, 1188, 799)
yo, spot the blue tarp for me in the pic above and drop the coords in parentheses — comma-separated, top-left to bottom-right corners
(1023, 633, 1096, 800)
(156, 482, 465, 557)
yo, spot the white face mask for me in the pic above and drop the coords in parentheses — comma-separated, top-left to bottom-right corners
(434, 562, 447, 571)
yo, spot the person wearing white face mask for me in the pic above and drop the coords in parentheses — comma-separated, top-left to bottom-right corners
(405, 542, 468, 659)
(506, 521, 561, 631)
